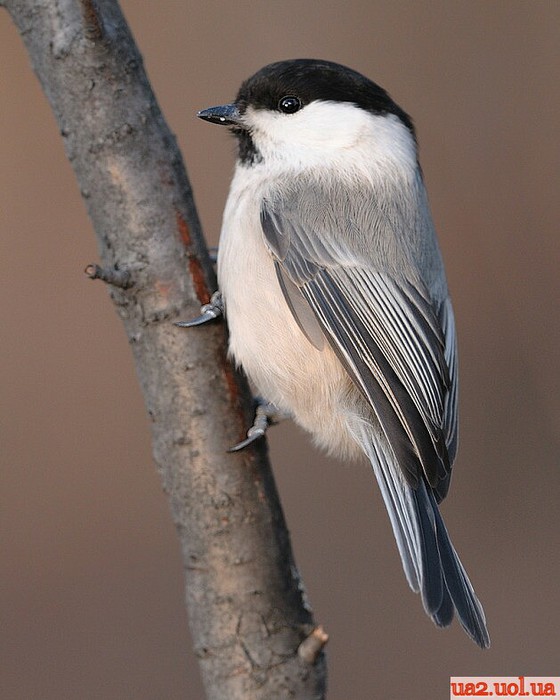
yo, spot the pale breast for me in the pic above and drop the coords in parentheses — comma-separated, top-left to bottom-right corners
(217, 170, 362, 458)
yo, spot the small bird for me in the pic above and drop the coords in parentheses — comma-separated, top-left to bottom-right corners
(188, 58, 489, 647)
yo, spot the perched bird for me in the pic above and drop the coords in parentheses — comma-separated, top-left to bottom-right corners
(187, 58, 489, 647)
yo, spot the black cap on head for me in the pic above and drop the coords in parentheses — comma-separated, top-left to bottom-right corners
(235, 58, 415, 136)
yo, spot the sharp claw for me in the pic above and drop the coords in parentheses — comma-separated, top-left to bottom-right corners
(227, 399, 288, 452)
(174, 308, 220, 327)
(175, 292, 223, 328)
(228, 428, 266, 452)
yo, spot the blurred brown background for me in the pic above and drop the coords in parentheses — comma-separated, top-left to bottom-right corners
(1, 2, 559, 698)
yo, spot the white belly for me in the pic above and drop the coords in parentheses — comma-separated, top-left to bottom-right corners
(217, 170, 361, 458)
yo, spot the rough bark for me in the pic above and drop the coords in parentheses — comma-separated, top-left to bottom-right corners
(2, 1, 327, 697)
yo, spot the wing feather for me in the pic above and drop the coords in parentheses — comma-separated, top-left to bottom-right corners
(261, 178, 456, 492)
(257, 176, 489, 645)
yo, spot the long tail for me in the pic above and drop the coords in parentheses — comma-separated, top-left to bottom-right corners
(361, 432, 490, 648)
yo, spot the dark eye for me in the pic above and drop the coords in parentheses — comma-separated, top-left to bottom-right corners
(278, 96, 302, 114)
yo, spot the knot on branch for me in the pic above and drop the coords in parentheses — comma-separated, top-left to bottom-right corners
(85, 263, 132, 289)
(297, 625, 329, 665)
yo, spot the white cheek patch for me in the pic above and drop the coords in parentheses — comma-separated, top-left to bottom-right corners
(243, 102, 417, 172)
(245, 101, 368, 149)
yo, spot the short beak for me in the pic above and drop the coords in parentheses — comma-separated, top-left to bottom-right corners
(197, 103, 242, 126)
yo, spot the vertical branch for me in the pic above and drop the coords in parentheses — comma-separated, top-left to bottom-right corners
(2, 0, 326, 697)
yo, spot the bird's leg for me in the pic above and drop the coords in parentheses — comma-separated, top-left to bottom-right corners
(228, 398, 290, 452)
(175, 290, 287, 451)
(175, 290, 223, 328)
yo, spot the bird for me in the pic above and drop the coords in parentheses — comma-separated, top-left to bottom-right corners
(185, 58, 489, 648)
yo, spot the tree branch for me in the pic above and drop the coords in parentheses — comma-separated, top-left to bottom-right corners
(2, 1, 326, 697)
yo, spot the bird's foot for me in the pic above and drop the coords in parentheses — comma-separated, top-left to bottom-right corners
(229, 399, 289, 452)
(175, 291, 223, 328)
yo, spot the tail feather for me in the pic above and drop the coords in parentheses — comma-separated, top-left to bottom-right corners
(413, 483, 446, 616)
(432, 582, 455, 628)
(430, 495, 490, 647)
(369, 441, 420, 590)
(361, 430, 490, 648)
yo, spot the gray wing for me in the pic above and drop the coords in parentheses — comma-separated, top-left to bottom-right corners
(260, 175, 458, 500)
(259, 176, 491, 649)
